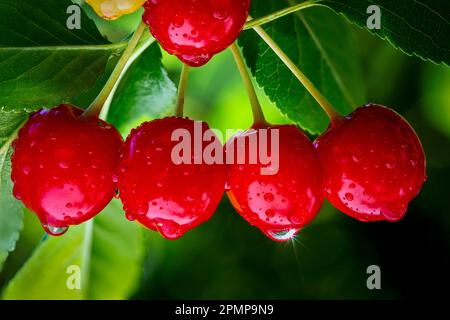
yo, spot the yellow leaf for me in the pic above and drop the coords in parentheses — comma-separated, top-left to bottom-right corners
(86, 0, 146, 20)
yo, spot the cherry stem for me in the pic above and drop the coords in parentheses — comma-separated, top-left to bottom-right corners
(230, 42, 268, 126)
(244, 0, 319, 30)
(175, 63, 190, 117)
(81, 21, 148, 120)
(252, 25, 341, 121)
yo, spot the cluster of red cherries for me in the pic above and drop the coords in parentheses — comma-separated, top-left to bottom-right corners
(10, 0, 426, 241)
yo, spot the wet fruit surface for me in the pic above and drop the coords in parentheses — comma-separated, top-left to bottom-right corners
(314, 104, 427, 222)
(11, 104, 123, 235)
(117, 117, 227, 239)
(87, 0, 146, 20)
(225, 125, 324, 241)
(143, 0, 251, 66)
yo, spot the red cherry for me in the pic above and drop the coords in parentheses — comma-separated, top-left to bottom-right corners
(11, 104, 123, 236)
(143, 0, 251, 67)
(117, 117, 226, 240)
(314, 104, 426, 222)
(225, 125, 324, 242)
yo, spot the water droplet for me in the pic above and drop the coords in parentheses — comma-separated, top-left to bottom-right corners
(288, 214, 302, 225)
(265, 208, 276, 218)
(65, 203, 73, 209)
(349, 183, 356, 189)
(266, 228, 299, 242)
(44, 225, 69, 236)
(345, 193, 354, 201)
(126, 212, 135, 221)
(386, 162, 395, 169)
(172, 14, 184, 27)
(213, 10, 229, 20)
(22, 166, 31, 175)
(13, 188, 22, 200)
(157, 221, 183, 240)
(264, 193, 274, 202)
(59, 161, 69, 169)
(137, 205, 148, 216)
(410, 159, 418, 167)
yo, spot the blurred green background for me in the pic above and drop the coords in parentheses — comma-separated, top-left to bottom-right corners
(1, 4, 450, 300)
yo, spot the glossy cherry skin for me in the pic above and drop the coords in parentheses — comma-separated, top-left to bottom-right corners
(225, 124, 324, 242)
(143, 0, 251, 66)
(314, 104, 426, 222)
(117, 117, 227, 240)
(11, 104, 123, 236)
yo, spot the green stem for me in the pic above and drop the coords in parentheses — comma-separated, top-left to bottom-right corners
(81, 21, 148, 120)
(244, 0, 319, 30)
(175, 64, 190, 117)
(81, 219, 93, 296)
(230, 43, 267, 126)
(253, 25, 341, 121)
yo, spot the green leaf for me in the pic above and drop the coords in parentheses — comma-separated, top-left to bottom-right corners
(0, 111, 26, 271)
(239, 1, 365, 134)
(0, 0, 105, 46)
(107, 43, 177, 135)
(0, 0, 126, 112)
(319, 0, 450, 66)
(3, 200, 145, 300)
